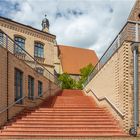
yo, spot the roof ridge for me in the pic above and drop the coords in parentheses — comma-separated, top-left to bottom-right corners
(58, 44, 95, 52)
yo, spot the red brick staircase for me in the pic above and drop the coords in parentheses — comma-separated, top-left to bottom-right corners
(0, 89, 127, 138)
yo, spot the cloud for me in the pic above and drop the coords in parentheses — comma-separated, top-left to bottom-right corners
(0, 0, 135, 57)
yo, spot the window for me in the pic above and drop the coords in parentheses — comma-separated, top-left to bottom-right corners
(14, 69, 23, 104)
(28, 76, 34, 100)
(14, 36, 25, 53)
(0, 32, 3, 46)
(38, 81, 43, 96)
(34, 42, 44, 58)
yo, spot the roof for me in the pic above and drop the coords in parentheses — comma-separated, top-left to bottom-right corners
(58, 45, 98, 75)
(0, 16, 56, 38)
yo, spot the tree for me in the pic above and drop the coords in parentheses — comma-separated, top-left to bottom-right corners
(58, 73, 76, 89)
(58, 64, 94, 90)
(77, 63, 94, 89)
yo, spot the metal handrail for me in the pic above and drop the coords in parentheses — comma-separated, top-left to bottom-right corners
(0, 96, 27, 114)
(33, 87, 60, 99)
(84, 20, 139, 87)
(85, 89, 124, 119)
(0, 29, 59, 84)
(0, 85, 61, 114)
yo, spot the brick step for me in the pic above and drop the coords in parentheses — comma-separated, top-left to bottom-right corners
(58, 94, 85, 96)
(29, 112, 109, 116)
(54, 99, 92, 101)
(53, 100, 92, 102)
(42, 105, 96, 107)
(53, 99, 93, 101)
(19, 118, 115, 122)
(46, 96, 90, 99)
(0, 90, 126, 138)
(31, 110, 107, 114)
(4, 128, 123, 133)
(40, 107, 97, 109)
(54, 98, 92, 100)
(37, 107, 106, 111)
(16, 116, 112, 119)
(9, 125, 120, 129)
(53, 103, 95, 105)
(20, 113, 110, 118)
(31, 110, 108, 113)
(52, 104, 94, 106)
(24, 109, 106, 112)
(0, 133, 127, 138)
(13, 121, 117, 125)
(53, 103, 94, 105)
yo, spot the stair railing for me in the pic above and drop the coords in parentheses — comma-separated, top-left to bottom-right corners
(85, 89, 124, 119)
(84, 20, 140, 87)
(33, 86, 61, 100)
(0, 29, 59, 85)
(0, 96, 27, 115)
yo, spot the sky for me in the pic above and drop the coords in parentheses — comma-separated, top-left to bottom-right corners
(0, 0, 135, 57)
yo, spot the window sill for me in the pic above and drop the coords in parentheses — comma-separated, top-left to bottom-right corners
(34, 56, 45, 63)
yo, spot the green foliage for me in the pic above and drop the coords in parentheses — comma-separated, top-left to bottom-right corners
(58, 73, 76, 89)
(58, 63, 94, 90)
(77, 63, 94, 89)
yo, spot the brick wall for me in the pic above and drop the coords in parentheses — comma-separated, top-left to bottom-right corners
(0, 47, 60, 126)
(84, 41, 134, 133)
(0, 18, 56, 74)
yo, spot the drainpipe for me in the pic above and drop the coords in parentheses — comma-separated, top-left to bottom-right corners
(129, 42, 139, 137)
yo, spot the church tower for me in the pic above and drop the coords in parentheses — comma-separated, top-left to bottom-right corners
(42, 15, 50, 33)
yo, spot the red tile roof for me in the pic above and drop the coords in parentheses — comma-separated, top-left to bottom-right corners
(58, 45, 98, 75)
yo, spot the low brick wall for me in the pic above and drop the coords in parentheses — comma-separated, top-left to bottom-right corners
(84, 41, 134, 133)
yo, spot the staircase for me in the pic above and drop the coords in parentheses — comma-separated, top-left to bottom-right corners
(0, 89, 127, 138)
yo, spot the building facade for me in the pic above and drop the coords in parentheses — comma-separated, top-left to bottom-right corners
(0, 16, 58, 75)
(58, 45, 98, 80)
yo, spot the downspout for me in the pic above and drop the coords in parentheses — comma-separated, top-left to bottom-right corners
(6, 35, 9, 121)
(129, 42, 139, 136)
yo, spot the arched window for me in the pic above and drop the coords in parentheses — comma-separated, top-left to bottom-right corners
(14, 36, 25, 53)
(34, 42, 44, 58)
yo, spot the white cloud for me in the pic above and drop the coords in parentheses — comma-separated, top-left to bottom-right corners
(3, 0, 136, 57)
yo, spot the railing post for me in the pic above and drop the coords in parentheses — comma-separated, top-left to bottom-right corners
(35, 61, 37, 70)
(6, 35, 8, 49)
(135, 23, 139, 42)
(97, 63, 100, 71)
(117, 34, 120, 48)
